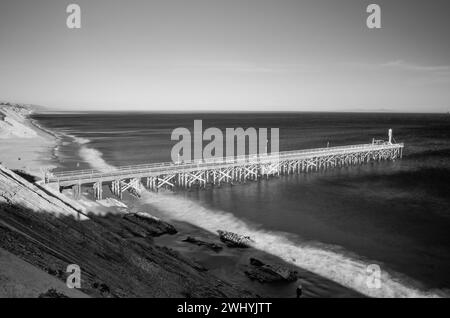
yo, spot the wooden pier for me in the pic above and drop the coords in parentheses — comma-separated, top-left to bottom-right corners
(45, 135, 404, 201)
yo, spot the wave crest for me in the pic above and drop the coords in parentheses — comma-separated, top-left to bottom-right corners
(79, 146, 116, 172)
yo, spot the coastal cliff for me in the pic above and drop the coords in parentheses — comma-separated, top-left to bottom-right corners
(0, 103, 37, 139)
(0, 165, 254, 297)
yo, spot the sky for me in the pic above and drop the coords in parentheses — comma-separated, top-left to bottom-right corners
(0, 0, 449, 112)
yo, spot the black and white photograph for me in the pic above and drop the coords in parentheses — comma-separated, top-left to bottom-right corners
(0, 0, 449, 304)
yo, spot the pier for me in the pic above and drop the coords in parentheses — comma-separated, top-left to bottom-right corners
(45, 131, 404, 201)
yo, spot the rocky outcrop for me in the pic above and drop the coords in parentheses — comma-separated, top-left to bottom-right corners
(123, 212, 177, 237)
(182, 236, 223, 252)
(217, 230, 254, 248)
(38, 288, 70, 298)
(244, 257, 299, 283)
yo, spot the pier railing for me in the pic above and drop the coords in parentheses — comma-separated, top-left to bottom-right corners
(47, 142, 404, 185)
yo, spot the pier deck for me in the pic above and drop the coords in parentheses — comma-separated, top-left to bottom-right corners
(45, 141, 404, 200)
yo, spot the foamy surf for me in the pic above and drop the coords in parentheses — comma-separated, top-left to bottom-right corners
(140, 190, 445, 298)
(79, 147, 116, 172)
(71, 134, 117, 173)
(71, 135, 90, 145)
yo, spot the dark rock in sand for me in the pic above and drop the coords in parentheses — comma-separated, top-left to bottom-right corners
(244, 257, 299, 284)
(182, 236, 223, 252)
(217, 230, 254, 248)
(123, 212, 177, 237)
(93, 282, 111, 296)
(38, 288, 69, 298)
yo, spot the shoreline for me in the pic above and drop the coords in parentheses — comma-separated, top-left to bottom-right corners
(0, 104, 59, 178)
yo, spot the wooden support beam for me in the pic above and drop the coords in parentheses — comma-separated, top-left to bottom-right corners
(157, 174, 175, 189)
(93, 181, 102, 200)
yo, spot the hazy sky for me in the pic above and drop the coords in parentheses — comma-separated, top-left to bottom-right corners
(0, 0, 449, 112)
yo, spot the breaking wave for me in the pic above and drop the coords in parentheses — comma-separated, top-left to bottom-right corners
(70, 134, 91, 145)
(71, 136, 116, 172)
(79, 147, 116, 172)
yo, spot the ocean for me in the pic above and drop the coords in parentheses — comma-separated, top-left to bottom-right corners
(32, 112, 450, 297)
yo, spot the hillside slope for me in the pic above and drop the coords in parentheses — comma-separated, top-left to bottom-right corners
(0, 165, 253, 297)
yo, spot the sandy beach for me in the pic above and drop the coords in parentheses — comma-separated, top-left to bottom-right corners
(0, 103, 57, 178)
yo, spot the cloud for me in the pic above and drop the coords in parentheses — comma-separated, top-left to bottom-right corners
(341, 60, 450, 75)
(380, 60, 450, 73)
(136, 61, 320, 74)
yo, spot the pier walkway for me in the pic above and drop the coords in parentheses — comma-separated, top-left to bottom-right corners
(45, 139, 404, 200)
